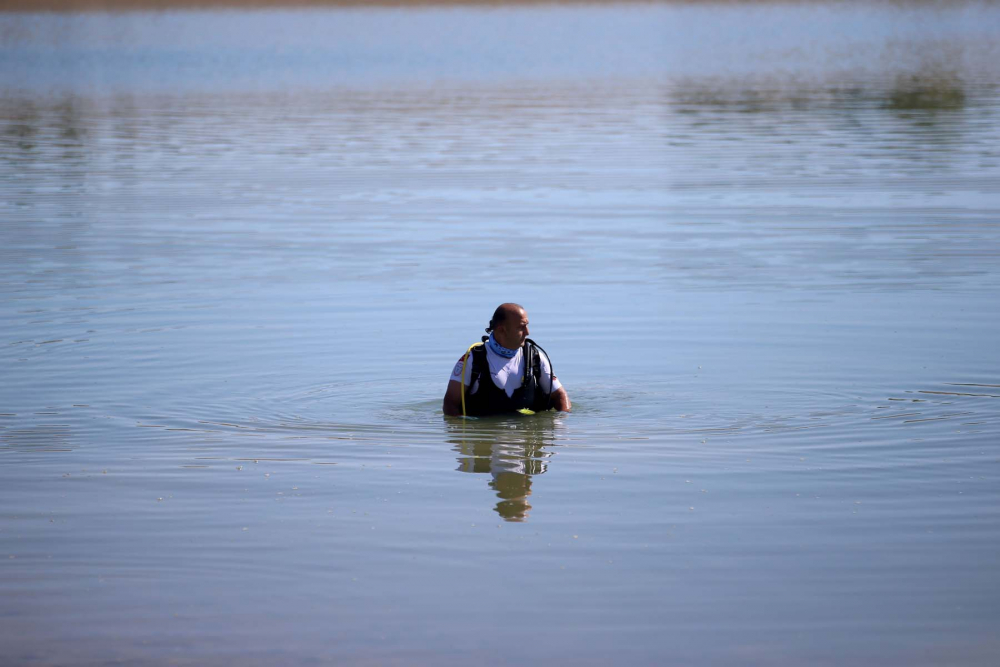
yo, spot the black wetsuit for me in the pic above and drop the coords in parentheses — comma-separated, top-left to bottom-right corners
(463, 337, 553, 416)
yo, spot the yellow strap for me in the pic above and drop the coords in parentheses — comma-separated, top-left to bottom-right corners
(460, 341, 484, 417)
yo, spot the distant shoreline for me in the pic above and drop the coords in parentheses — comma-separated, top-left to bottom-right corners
(0, 0, 889, 12)
(0, 0, 677, 11)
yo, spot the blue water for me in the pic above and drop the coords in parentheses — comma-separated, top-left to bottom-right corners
(2, 2, 1000, 665)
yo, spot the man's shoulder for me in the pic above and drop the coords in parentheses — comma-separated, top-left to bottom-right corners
(465, 341, 487, 356)
(450, 343, 486, 375)
(527, 340, 554, 370)
(526, 339, 550, 356)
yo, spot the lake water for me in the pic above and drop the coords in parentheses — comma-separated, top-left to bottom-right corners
(2, 2, 1000, 664)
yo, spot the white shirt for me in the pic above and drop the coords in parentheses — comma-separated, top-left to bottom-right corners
(449, 343, 562, 397)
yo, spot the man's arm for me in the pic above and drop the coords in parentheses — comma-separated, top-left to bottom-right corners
(550, 386, 571, 412)
(443, 379, 465, 417)
(540, 350, 570, 412)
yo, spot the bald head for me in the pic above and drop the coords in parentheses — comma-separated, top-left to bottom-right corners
(489, 303, 530, 350)
(489, 303, 524, 331)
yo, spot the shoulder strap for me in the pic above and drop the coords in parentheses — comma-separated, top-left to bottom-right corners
(460, 341, 485, 417)
(470, 342, 487, 383)
(518, 341, 540, 409)
(526, 339, 554, 380)
(525, 338, 553, 409)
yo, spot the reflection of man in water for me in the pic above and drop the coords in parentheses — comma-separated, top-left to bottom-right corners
(442, 303, 571, 417)
(453, 425, 554, 522)
(493, 472, 535, 521)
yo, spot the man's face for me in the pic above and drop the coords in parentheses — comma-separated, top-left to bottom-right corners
(496, 309, 530, 349)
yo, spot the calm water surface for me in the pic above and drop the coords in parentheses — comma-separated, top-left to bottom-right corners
(2, 2, 1000, 665)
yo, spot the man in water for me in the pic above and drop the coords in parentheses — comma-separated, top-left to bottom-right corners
(443, 303, 571, 417)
